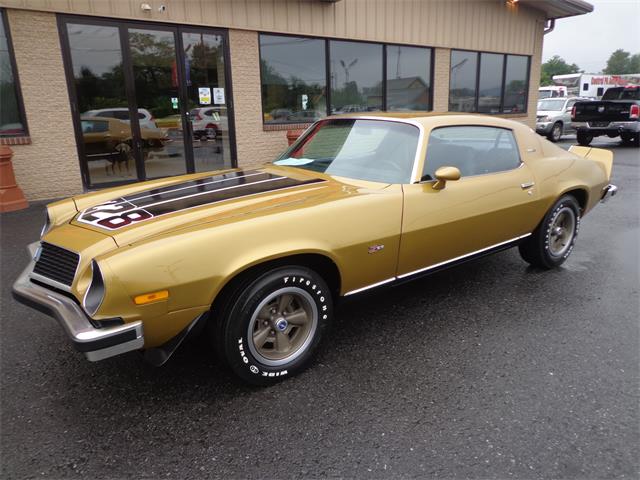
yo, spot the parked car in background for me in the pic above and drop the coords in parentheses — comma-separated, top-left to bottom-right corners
(572, 85, 640, 146)
(80, 116, 169, 174)
(13, 113, 616, 385)
(536, 97, 586, 142)
(84, 107, 158, 130)
(538, 86, 567, 99)
(190, 107, 228, 140)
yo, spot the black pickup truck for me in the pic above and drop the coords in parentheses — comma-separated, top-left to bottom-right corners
(571, 86, 640, 147)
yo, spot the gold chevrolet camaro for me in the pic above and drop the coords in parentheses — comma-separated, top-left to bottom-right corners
(13, 113, 617, 385)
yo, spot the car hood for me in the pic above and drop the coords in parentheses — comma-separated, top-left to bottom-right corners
(537, 110, 563, 117)
(70, 166, 388, 246)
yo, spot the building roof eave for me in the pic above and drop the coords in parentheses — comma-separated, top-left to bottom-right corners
(519, 0, 593, 19)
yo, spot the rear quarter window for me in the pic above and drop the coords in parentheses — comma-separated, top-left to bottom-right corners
(423, 126, 521, 179)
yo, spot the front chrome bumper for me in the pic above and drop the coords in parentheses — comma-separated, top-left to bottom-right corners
(12, 243, 144, 361)
(601, 184, 618, 203)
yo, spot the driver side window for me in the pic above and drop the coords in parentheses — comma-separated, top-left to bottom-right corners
(422, 126, 521, 180)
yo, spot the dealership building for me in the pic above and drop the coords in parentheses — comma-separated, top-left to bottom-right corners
(0, 0, 592, 201)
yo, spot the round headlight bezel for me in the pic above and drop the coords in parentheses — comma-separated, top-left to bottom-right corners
(83, 260, 106, 317)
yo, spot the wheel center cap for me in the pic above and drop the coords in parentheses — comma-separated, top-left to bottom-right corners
(274, 317, 288, 332)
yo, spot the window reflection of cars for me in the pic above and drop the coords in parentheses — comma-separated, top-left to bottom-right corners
(190, 107, 228, 140)
(287, 110, 321, 122)
(155, 114, 182, 129)
(269, 108, 294, 122)
(84, 107, 158, 130)
(81, 116, 169, 174)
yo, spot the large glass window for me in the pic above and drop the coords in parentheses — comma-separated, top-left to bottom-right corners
(449, 50, 530, 114)
(260, 35, 326, 124)
(503, 55, 529, 113)
(423, 126, 520, 179)
(478, 53, 504, 114)
(276, 119, 419, 184)
(0, 10, 27, 137)
(449, 50, 478, 112)
(259, 34, 433, 123)
(330, 40, 383, 114)
(386, 45, 431, 111)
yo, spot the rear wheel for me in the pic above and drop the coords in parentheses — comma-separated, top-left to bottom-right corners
(576, 131, 593, 146)
(547, 122, 563, 142)
(519, 195, 580, 269)
(621, 133, 640, 147)
(211, 266, 332, 385)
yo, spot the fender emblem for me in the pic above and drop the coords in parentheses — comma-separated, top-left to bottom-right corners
(368, 244, 385, 254)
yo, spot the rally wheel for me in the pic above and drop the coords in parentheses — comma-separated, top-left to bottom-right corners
(212, 266, 332, 385)
(519, 195, 580, 269)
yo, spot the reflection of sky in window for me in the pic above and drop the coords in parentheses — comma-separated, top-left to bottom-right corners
(450, 51, 477, 91)
(260, 36, 325, 85)
(479, 53, 503, 96)
(386, 45, 430, 85)
(505, 55, 528, 86)
(330, 41, 382, 90)
(67, 24, 122, 77)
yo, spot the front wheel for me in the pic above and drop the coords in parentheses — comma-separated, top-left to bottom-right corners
(212, 266, 332, 385)
(519, 195, 581, 269)
(547, 122, 563, 142)
(576, 131, 593, 146)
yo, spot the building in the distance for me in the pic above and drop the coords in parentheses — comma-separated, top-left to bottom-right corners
(0, 0, 592, 200)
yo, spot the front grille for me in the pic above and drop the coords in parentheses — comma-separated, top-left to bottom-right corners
(33, 242, 80, 287)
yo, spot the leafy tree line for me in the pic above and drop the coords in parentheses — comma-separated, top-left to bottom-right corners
(540, 49, 640, 86)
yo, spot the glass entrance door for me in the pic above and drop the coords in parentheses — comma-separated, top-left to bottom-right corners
(61, 17, 235, 189)
(128, 27, 187, 179)
(181, 30, 232, 173)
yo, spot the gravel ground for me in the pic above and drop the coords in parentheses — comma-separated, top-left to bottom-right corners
(1, 137, 638, 479)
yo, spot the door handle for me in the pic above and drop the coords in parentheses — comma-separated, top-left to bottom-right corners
(521, 181, 535, 189)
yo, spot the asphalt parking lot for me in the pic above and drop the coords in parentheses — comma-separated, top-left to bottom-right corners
(1, 136, 638, 479)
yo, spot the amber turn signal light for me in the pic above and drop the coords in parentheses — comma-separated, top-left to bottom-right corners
(134, 290, 169, 305)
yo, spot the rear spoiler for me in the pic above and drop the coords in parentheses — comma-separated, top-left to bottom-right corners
(569, 145, 613, 180)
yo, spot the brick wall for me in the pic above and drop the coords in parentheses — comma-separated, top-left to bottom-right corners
(433, 48, 451, 112)
(228, 29, 290, 168)
(6, 9, 83, 201)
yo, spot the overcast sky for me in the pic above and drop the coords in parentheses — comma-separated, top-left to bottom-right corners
(542, 0, 640, 73)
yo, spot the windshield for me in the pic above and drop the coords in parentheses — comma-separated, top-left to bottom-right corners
(602, 87, 640, 100)
(275, 119, 420, 184)
(538, 99, 565, 111)
(538, 90, 552, 99)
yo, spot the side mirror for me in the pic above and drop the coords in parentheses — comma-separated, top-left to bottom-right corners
(432, 166, 461, 190)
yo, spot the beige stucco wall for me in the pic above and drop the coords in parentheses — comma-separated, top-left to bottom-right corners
(6, 9, 83, 201)
(228, 29, 291, 167)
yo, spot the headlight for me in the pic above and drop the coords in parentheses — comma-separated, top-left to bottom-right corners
(40, 209, 52, 238)
(83, 260, 105, 316)
(538, 116, 550, 122)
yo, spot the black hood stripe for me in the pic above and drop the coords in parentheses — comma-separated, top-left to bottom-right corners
(76, 172, 326, 230)
(124, 170, 268, 204)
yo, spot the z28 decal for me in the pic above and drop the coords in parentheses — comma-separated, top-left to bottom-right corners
(77, 170, 326, 230)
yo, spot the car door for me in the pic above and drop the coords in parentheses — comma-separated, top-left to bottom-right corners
(397, 125, 541, 278)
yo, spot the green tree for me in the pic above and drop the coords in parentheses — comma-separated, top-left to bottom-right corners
(603, 49, 640, 74)
(540, 55, 581, 86)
